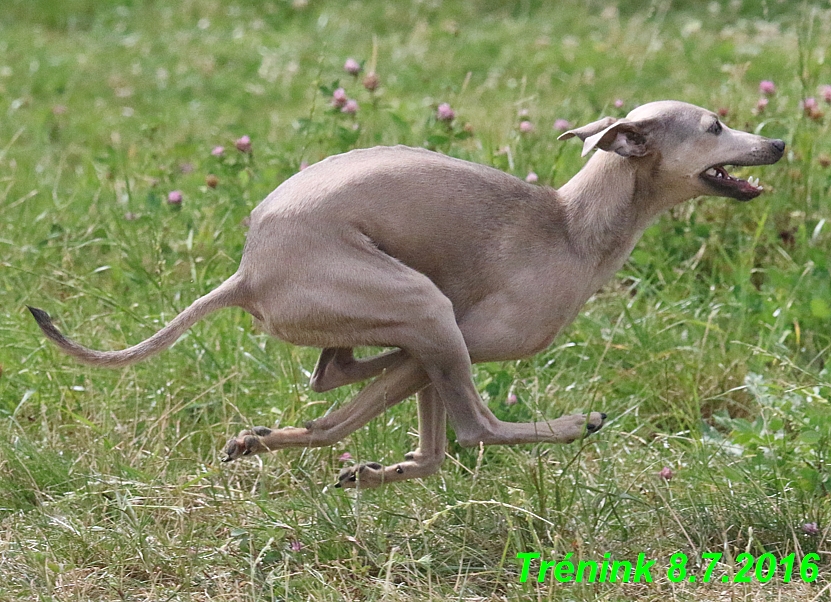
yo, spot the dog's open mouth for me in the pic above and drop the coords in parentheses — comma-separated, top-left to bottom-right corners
(699, 165, 764, 202)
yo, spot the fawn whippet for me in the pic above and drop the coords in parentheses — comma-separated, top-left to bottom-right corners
(29, 101, 785, 488)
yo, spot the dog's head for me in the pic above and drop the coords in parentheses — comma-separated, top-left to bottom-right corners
(559, 100, 785, 204)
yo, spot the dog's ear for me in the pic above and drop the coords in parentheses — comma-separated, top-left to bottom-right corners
(557, 117, 618, 144)
(559, 118, 649, 158)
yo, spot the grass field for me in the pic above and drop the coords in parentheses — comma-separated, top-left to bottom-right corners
(1, 0, 830, 600)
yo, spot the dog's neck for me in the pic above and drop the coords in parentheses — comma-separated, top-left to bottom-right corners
(558, 151, 664, 265)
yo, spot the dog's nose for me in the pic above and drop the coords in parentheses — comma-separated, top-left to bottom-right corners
(771, 139, 786, 153)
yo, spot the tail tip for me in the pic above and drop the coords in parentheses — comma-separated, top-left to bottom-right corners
(27, 306, 52, 328)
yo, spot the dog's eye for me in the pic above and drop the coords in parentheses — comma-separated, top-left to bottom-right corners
(708, 120, 723, 135)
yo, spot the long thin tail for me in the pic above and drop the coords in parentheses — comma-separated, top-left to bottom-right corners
(28, 275, 244, 368)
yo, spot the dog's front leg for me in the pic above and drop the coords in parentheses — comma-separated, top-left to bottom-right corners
(410, 313, 607, 448)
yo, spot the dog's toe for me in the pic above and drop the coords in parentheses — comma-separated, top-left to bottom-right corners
(222, 437, 244, 462)
(335, 462, 385, 489)
(585, 411, 606, 433)
(240, 435, 261, 455)
(335, 466, 359, 488)
(222, 427, 270, 461)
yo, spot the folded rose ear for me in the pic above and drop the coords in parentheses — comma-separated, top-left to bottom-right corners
(559, 117, 650, 158)
(557, 117, 618, 144)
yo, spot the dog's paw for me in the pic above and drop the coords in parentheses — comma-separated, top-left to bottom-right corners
(334, 455, 441, 489)
(586, 411, 607, 433)
(565, 411, 607, 441)
(221, 426, 272, 462)
(335, 462, 387, 489)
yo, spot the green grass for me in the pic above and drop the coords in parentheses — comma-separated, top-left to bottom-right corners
(1, 0, 830, 599)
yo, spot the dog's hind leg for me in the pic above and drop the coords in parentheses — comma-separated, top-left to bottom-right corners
(222, 357, 429, 461)
(310, 347, 406, 392)
(336, 384, 446, 488)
